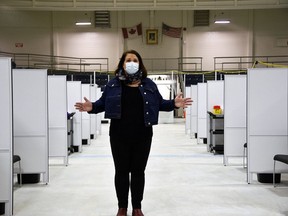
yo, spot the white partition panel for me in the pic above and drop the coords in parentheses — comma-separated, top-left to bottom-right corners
(96, 88, 102, 135)
(48, 76, 68, 165)
(190, 85, 198, 139)
(207, 80, 224, 113)
(13, 69, 49, 183)
(67, 81, 82, 152)
(197, 83, 207, 144)
(157, 81, 174, 124)
(247, 68, 288, 183)
(224, 75, 247, 165)
(90, 85, 98, 139)
(206, 81, 224, 152)
(185, 86, 191, 134)
(81, 84, 91, 145)
(0, 58, 13, 216)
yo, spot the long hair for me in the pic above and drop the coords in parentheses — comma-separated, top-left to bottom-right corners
(114, 50, 148, 78)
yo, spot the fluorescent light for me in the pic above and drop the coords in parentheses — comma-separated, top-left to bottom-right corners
(214, 20, 230, 24)
(75, 22, 92, 26)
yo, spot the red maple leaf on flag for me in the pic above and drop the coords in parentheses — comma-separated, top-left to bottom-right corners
(129, 28, 136, 35)
(122, 23, 142, 39)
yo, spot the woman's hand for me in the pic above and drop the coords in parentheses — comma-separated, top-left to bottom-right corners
(74, 97, 93, 112)
(174, 93, 193, 108)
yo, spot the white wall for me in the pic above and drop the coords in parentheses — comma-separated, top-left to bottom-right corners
(254, 9, 288, 56)
(0, 11, 51, 55)
(186, 10, 252, 70)
(0, 9, 287, 71)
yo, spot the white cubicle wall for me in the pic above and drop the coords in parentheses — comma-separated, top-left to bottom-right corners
(197, 83, 207, 144)
(90, 84, 98, 139)
(155, 79, 175, 124)
(48, 76, 68, 165)
(13, 69, 49, 183)
(0, 58, 13, 216)
(190, 85, 198, 139)
(207, 80, 224, 113)
(206, 80, 224, 152)
(81, 84, 91, 145)
(224, 75, 247, 165)
(96, 87, 102, 135)
(185, 86, 191, 134)
(67, 81, 82, 152)
(247, 68, 288, 183)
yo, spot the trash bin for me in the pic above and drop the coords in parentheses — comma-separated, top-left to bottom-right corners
(0, 202, 5, 215)
(18, 174, 40, 184)
(257, 173, 281, 183)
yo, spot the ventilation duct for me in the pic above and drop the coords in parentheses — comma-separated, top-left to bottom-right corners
(95, 11, 111, 28)
(194, 10, 210, 27)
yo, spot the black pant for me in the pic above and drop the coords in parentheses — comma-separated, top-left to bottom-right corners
(110, 136, 152, 209)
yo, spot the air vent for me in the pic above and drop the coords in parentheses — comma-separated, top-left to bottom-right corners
(194, 10, 210, 27)
(95, 11, 111, 28)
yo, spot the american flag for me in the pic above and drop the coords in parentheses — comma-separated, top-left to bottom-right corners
(162, 23, 182, 38)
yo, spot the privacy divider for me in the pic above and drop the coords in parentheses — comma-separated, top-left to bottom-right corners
(185, 86, 191, 134)
(247, 68, 288, 183)
(155, 79, 175, 124)
(48, 76, 68, 165)
(81, 84, 91, 145)
(96, 87, 102, 135)
(67, 81, 82, 152)
(224, 75, 247, 166)
(0, 58, 13, 216)
(13, 69, 49, 184)
(206, 80, 224, 153)
(190, 85, 198, 139)
(90, 84, 98, 139)
(197, 83, 207, 144)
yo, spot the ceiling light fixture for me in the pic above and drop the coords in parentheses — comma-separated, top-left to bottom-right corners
(75, 21, 91, 26)
(214, 20, 230, 24)
(214, 11, 231, 24)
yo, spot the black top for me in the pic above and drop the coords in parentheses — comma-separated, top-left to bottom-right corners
(110, 84, 153, 139)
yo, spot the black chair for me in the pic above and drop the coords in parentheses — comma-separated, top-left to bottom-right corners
(13, 155, 22, 186)
(273, 154, 288, 187)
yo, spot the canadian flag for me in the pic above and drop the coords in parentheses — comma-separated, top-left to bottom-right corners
(122, 23, 142, 39)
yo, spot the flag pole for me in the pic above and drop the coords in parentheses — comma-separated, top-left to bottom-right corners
(124, 38, 127, 51)
(141, 23, 143, 43)
(161, 22, 163, 44)
(179, 29, 183, 72)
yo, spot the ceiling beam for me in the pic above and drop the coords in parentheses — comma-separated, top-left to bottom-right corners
(0, 0, 287, 11)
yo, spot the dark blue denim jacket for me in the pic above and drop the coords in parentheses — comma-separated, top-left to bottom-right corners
(89, 77, 175, 126)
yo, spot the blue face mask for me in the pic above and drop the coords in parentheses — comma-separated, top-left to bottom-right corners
(125, 62, 139, 75)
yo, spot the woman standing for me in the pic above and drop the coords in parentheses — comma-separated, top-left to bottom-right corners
(75, 50, 192, 216)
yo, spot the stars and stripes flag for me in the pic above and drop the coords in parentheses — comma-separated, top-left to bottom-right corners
(122, 23, 143, 39)
(162, 23, 182, 38)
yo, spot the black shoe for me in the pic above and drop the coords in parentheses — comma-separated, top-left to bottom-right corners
(132, 209, 144, 216)
(116, 208, 127, 216)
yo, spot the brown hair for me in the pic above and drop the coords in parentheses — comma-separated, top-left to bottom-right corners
(114, 50, 148, 78)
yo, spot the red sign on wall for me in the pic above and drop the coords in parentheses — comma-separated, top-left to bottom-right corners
(15, 43, 23, 48)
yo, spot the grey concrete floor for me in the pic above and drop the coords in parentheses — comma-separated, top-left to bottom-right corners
(13, 119, 288, 216)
